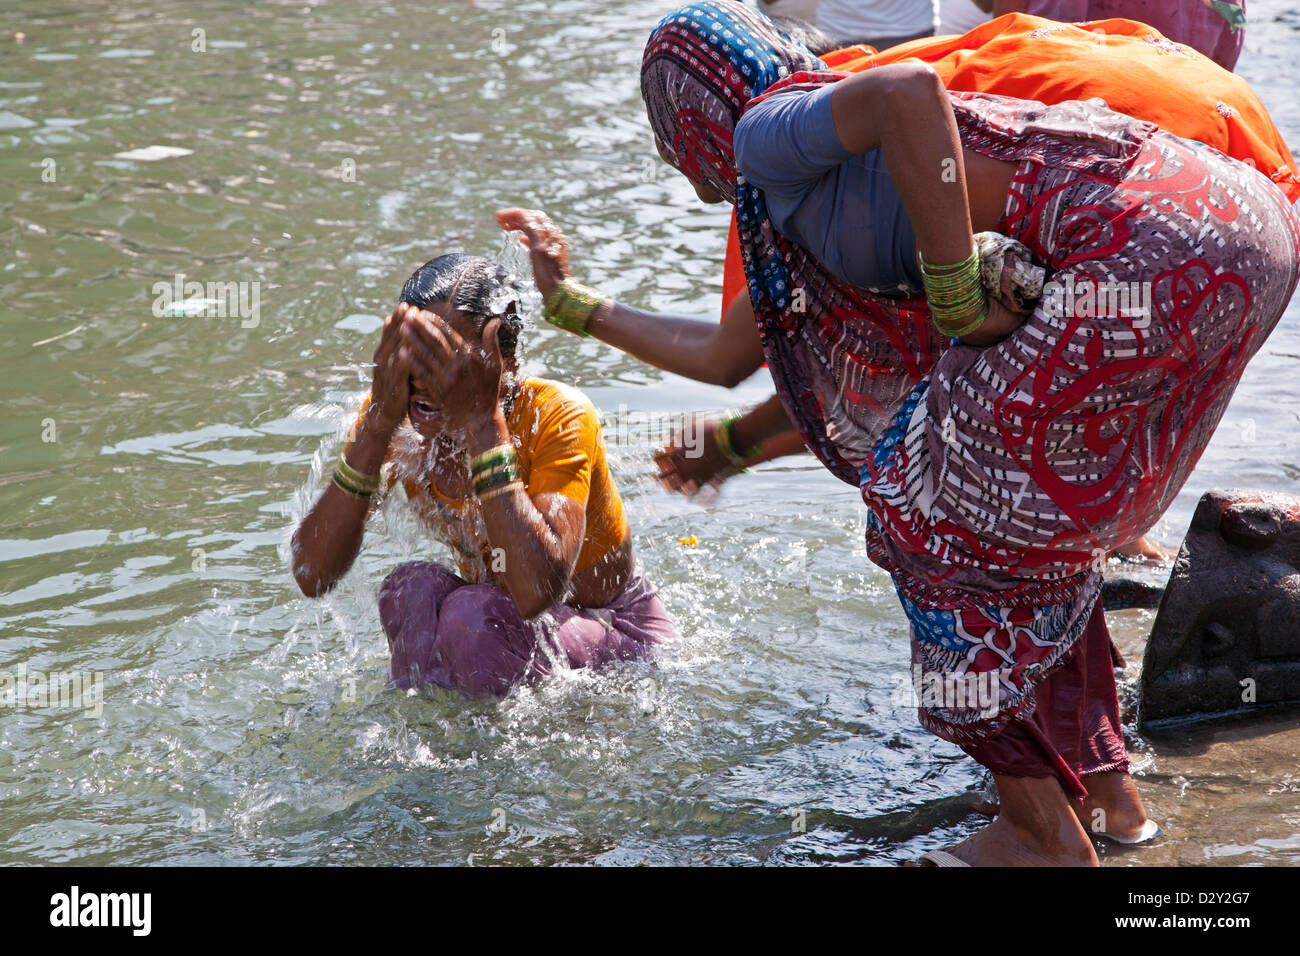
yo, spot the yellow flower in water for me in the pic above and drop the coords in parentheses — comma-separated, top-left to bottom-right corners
(678, 535, 698, 547)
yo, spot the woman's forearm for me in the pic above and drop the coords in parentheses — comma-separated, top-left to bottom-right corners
(749, 429, 808, 466)
(475, 485, 578, 618)
(728, 393, 794, 454)
(465, 411, 582, 618)
(291, 407, 394, 597)
(587, 294, 765, 388)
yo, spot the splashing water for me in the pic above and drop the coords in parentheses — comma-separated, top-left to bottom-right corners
(3, 0, 1298, 867)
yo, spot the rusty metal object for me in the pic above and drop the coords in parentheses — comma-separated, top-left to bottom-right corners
(1139, 489, 1300, 727)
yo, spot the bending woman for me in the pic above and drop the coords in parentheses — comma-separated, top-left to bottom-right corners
(511, 11, 1298, 496)
(525, 1, 1300, 864)
(647, 1, 1298, 865)
(291, 255, 677, 697)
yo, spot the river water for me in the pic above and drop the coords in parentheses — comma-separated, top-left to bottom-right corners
(1, 0, 1297, 866)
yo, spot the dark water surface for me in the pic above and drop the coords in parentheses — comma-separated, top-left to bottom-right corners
(1, 0, 1298, 865)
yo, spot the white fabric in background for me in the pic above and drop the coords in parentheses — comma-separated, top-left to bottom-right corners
(816, 0, 939, 42)
(938, 0, 990, 35)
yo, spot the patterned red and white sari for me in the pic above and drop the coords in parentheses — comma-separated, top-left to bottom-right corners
(775, 86, 1300, 744)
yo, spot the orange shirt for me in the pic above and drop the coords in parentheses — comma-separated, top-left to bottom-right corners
(380, 378, 629, 583)
(722, 207, 748, 317)
(721, 13, 1299, 314)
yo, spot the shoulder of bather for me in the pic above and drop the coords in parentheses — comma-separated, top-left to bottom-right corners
(734, 86, 830, 178)
(734, 89, 799, 148)
(514, 377, 601, 440)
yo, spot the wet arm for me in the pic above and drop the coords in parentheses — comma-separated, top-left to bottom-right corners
(291, 408, 394, 598)
(496, 207, 765, 386)
(729, 393, 796, 454)
(829, 62, 975, 267)
(465, 410, 586, 619)
(586, 291, 765, 388)
(292, 306, 411, 598)
(653, 393, 801, 495)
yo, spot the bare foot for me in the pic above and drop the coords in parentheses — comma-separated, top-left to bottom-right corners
(1112, 535, 1173, 563)
(1074, 770, 1150, 840)
(943, 813, 1097, 866)
(939, 774, 1098, 866)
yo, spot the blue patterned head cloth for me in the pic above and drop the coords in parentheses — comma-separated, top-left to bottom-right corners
(640, 1, 822, 203)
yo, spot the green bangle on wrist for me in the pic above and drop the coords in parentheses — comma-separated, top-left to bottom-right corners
(470, 447, 514, 473)
(542, 279, 606, 336)
(473, 464, 521, 496)
(920, 243, 988, 338)
(470, 443, 521, 497)
(332, 470, 374, 499)
(932, 305, 988, 337)
(337, 448, 381, 495)
(716, 411, 760, 469)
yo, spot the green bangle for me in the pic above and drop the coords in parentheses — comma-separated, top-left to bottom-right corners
(920, 244, 987, 338)
(471, 442, 521, 496)
(473, 461, 518, 481)
(542, 280, 606, 336)
(471, 454, 512, 473)
(724, 413, 762, 460)
(473, 463, 521, 496)
(337, 448, 381, 494)
(931, 294, 988, 335)
(715, 412, 759, 469)
(332, 469, 374, 499)
(470, 444, 517, 473)
(933, 305, 988, 338)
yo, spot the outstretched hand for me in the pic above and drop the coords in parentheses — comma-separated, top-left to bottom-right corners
(496, 207, 572, 302)
(654, 416, 741, 498)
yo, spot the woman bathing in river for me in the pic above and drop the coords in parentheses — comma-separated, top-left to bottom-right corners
(291, 254, 676, 697)
(503, 2, 1300, 864)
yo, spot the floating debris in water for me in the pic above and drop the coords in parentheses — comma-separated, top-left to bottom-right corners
(678, 535, 698, 547)
(163, 297, 223, 317)
(32, 324, 85, 348)
(114, 145, 193, 162)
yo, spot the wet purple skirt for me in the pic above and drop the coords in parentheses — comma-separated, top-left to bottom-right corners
(378, 561, 678, 697)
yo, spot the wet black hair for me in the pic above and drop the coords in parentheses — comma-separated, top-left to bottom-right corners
(399, 253, 524, 357)
(768, 14, 839, 58)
